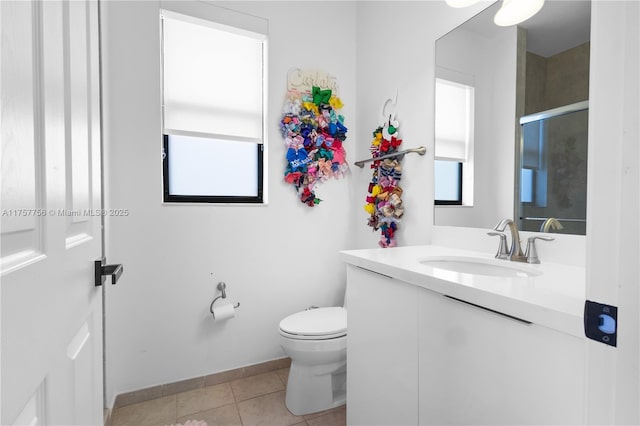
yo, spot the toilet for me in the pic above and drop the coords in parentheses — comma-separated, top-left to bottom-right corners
(279, 306, 347, 416)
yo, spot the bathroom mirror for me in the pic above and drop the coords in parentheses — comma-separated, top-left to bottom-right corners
(434, 0, 591, 235)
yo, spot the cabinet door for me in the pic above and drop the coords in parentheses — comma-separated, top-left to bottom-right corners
(418, 289, 586, 425)
(346, 265, 419, 426)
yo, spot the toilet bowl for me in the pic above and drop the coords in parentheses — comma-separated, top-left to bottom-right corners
(279, 306, 347, 416)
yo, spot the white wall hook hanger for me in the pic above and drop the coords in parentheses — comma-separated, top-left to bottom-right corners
(381, 89, 399, 124)
(381, 89, 400, 140)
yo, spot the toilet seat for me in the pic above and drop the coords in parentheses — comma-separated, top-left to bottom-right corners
(279, 307, 347, 340)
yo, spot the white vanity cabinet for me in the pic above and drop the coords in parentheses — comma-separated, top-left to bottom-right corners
(418, 288, 587, 425)
(346, 265, 419, 426)
(346, 263, 587, 425)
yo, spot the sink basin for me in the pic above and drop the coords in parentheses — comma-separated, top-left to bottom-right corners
(419, 256, 542, 278)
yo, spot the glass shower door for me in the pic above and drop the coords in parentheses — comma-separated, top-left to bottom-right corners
(518, 101, 589, 235)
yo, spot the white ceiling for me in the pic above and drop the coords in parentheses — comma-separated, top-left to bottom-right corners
(457, 0, 591, 57)
(521, 0, 591, 57)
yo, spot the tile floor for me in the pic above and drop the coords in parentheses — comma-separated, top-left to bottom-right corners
(109, 368, 346, 426)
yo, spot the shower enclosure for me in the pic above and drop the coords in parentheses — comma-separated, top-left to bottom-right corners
(516, 101, 589, 235)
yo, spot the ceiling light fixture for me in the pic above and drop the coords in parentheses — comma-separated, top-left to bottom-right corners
(493, 0, 545, 26)
(445, 0, 545, 27)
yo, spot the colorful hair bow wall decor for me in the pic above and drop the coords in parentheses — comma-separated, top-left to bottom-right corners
(364, 116, 405, 248)
(280, 71, 349, 207)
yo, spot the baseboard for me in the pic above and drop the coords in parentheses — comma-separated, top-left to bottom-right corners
(110, 357, 291, 410)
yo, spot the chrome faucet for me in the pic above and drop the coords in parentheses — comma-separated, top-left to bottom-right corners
(493, 218, 527, 262)
(540, 217, 564, 233)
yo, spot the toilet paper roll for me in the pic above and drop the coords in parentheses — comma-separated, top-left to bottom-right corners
(212, 303, 236, 321)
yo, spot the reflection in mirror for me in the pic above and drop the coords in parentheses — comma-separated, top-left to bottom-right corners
(517, 102, 588, 235)
(434, 1, 591, 235)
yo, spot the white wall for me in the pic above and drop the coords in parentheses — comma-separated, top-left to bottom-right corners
(101, 0, 357, 406)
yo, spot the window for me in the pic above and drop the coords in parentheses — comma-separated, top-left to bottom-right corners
(520, 119, 547, 207)
(161, 10, 267, 203)
(434, 159, 462, 205)
(434, 78, 474, 206)
(520, 168, 535, 203)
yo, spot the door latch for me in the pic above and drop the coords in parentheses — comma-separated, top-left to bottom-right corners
(584, 300, 617, 347)
(95, 257, 123, 286)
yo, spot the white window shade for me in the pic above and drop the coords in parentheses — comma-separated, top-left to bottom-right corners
(162, 15, 264, 140)
(435, 78, 474, 161)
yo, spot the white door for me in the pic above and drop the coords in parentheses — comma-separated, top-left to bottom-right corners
(1, 0, 104, 424)
(585, 1, 640, 424)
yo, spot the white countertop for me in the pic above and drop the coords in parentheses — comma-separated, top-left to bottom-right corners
(340, 245, 586, 339)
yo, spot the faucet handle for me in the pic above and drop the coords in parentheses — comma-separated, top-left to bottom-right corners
(487, 232, 508, 259)
(493, 218, 512, 232)
(524, 236, 554, 264)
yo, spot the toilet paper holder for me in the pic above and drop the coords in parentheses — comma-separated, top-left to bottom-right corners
(209, 282, 240, 317)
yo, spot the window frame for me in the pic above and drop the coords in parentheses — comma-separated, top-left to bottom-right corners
(159, 8, 267, 205)
(433, 76, 474, 208)
(162, 134, 264, 204)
